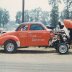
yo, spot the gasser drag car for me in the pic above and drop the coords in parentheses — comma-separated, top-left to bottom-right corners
(0, 22, 70, 54)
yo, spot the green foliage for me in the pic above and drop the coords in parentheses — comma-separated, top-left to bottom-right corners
(63, 0, 72, 8)
(40, 11, 49, 24)
(2, 9, 9, 27)
(63, 0, 72, 19)
(16, 7, 49, 25)
(24, 10, 29, 22)
(63, 9, 70, 19)
(0, 8, 3, 27)
(49, 0, 59, 28)
(70, 11, 72, 19)
(48, 0, 61, 6)
(16, 11, 22, 23)
(50, 5, 59, 27)
(0, 8, 9, 27)
(29, 8, 42, 22)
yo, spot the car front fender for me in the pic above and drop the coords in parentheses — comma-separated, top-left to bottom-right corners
(0, 35, 20, 47)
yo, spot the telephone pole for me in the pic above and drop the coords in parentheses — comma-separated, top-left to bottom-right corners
(22, 0, 25, 22)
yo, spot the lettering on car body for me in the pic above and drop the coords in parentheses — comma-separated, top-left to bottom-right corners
(32, 38, 45, 42)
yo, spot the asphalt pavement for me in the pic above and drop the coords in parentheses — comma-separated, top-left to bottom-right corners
(0, 62, 72, 72)
(0, 47, 72, 72)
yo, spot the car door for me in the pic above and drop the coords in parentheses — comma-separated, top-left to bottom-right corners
(17, 24, 29, 47)
(28, 24, 50, 46)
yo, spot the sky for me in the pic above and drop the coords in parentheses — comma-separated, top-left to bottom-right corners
(0, 0, 64, 20)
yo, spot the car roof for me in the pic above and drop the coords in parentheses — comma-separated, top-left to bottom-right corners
(21, 22, 43, 25)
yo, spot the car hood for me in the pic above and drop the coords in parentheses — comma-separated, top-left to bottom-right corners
(0, 31, 16, 37)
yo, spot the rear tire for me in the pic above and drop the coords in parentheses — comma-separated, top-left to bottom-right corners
(57, 43, 69, 54)
(4, 40, 17, 53)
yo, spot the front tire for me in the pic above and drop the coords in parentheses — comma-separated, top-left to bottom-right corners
(58, 43, 69, 54)
(4, 40, 17, 53)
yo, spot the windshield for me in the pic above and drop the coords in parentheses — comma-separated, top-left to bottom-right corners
(15, 24, 22, 31)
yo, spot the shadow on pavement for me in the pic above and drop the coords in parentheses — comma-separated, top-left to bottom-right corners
(16, 50, 56, 54)
(0, 49, 56, 54)
(0, 49, 72, 55)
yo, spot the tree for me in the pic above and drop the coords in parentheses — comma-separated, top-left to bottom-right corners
(0, 8, 9, 27)
(24, 10, 29, 22)
(50, 5, 59, 27)
(0, 8, 3, 27)
(16, 10, 30, 23)
(63, 9, 69, 19)
(16, 7, 50, 25)
(2, 9, 9, 27)
(63, 0, 72, 19)
(29, 7, 49, 25)
(29, 8, 42, 22)
(40, 11, 49, 25)
(16, 11, 22, 23)
(48, 0, 59, 27)
(70, 11, 72, 19)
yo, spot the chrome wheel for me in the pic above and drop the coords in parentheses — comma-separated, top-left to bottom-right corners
(4, 40, 17, 53)
(58, 44, 68, 54)
(6, 43, 14, 52)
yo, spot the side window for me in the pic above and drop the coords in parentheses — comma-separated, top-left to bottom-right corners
(30, 24, 45, 30)
(21, 25, 28, 31)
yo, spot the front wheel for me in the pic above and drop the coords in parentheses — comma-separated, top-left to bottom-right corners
(4, 40, 17, 53)
(57, 43, 69, 54)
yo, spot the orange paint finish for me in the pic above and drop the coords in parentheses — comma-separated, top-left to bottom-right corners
(64, 19, 72, 29)
(0, 22, 54, 47)
(0, 33, 19, 45)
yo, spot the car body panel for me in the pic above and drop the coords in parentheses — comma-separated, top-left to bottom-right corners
(64, 19, 72, 29)
(27, 30, 50, 46)
(0, 34, 20, 46)
(0, 22, 54, 47)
